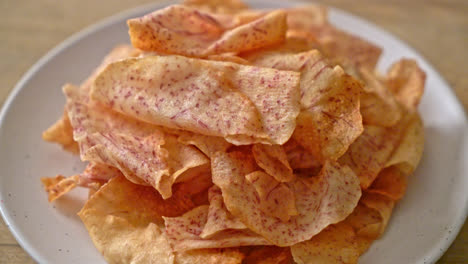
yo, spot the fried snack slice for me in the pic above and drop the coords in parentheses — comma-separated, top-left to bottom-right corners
(245, 171, 298, 222)
(286, 5, 382, 71)
(360, 192, 395, 236)
(245, 49, 363, 162)
(175, 248, 244, 264)
(367, 166, 407, 201)
(386, 59, 426, 112)
(283, 138, 321, 170)
(91, 55, 300, 145)
(200, 186, 247, 238)
(177, 131, 232, 157)
(252, 144, 294, 182)
(242, 246, 292, 264)
(128, 5, 286, 56)
(164, 205, 271, 251)
(40, 175, 79, 202)
(65, 83, 209, 198)
(42, 111, 79, 154)
(78, 175, 200, 264)
(212, 151, 361, 246)
(339, 124, 402, 189)
(385, 112, 424, 175)
(291, 223, 361, 264)
(42, 45, 140, 153)
(359, 68, 402, 127)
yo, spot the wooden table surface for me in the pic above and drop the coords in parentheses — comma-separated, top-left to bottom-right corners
(0, 0, 466, 263)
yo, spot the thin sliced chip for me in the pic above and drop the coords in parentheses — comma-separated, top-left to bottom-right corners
(385, 113, 424, 175)
(164, 205, 271, 251)
(175, 248, 244, 264)
(128, 5, 286, 56)
(207, 54, 250, 65)
(293, 66, 363, 162)
(245, 49, 363, 162)
(91, 55, 300, 145)
(42, 111, 79, 154)
(359, 67, 402, 127)
(386, 59, 426, 111)
(245, 171, 297, 222)
(252, 144, 294, 182)
(339, 124, 402, 189)
(177, 131, 231, 157)
(345, 203, 382, 239)
(360, 192, 395, 236)
(200, 186, 247, 238)
(291, 223, 361, 264)
(78, 176, 198, 264)
(283, 138, 321, 170)
(285, 5, 328, 31)
(367, 166, 407, 201)
(242, 246, 292, 264)
(42, 45, 140, 154)
(212, 151, 361, 246)
(41, 175, 79, 202)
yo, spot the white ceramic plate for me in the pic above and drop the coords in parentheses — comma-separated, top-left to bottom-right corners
(1, 1, 467, 263)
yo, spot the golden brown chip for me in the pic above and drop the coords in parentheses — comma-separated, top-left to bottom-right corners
(177, 131, 232, 157)
(200, 186, 247, 238)
(386, 59, 426, 111)
(245, 49, 363, 162)
(339, 124, 402, 189)
(78, 176, 191, 264)
(175, 248, 244, 264)
(359, 67, 402, 127)
(91, 55, 300, 145)
(283, 139, 321, 170)
(291, 223, 361, 264)
(40, 175, 79, 202)
(252, 144, 294, 182)
(245, 171, 298, 222)
(128, 5, 286, 56)
(385, 113, 424, 175)
(164, 205, 271, 251)
(367, 166, 407, 201)
(42, 111, 79, 154)
(212, 151, 361, 246)
(360, 192, 395, 236)
(242, 246, 292, 264)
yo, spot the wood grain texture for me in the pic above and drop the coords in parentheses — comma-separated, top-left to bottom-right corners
(0, 0, 466, 263)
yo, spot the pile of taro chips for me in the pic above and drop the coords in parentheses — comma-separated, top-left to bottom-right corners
(41, 0, 425, 263)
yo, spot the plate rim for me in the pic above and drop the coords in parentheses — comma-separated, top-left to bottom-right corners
(0, 0, 466, 263)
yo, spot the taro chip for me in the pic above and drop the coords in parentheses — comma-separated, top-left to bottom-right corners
(41, 175, 79, 202)
(242, 246, 292, 264)
(339, 124, 402, 189)
(91, 55, 300, 145)
(175, 248, 244, 264)
(164, 205, 271, 251)
(42, 111, 79, 154)
(245, 171, 298, 222)
(252, 144, 294, 182)
(386, 59, 426, 112)
(128, 5, 286, 56)
(359, 67, 402, 127)
(245, 49, 363, 162)
(177, 131, 231, 157)
(367, 166, 407, 201)
(291, 223, 361, 264)
(385, 113, 424, 175)
(360, 192, 395, 236)
(200, 186, 247, 238)
(78, 176, 191, 264)
(212, 151, 361, 246)
(283, 138, 321, 170)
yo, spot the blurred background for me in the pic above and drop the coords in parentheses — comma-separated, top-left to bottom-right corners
(0, 0, 466, 263)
